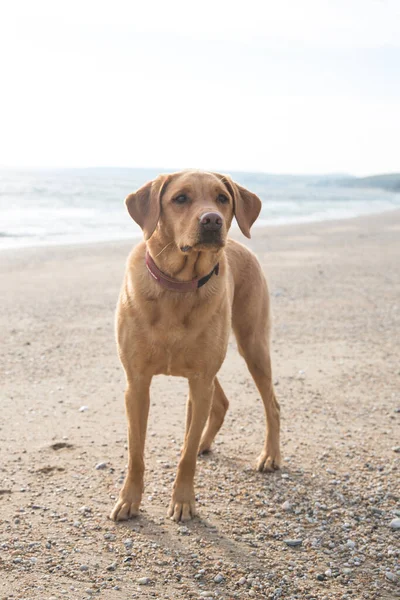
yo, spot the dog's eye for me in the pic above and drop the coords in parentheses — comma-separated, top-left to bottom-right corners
(217, 194, 229, 204)
(174, 194, 188, 204)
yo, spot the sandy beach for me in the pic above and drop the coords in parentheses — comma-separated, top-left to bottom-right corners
(1, 210, 399, 599)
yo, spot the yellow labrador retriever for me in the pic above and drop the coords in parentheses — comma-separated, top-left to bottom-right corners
(110, 170, 281, 523)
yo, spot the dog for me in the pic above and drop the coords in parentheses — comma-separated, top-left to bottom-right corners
(110, 170, 281, 523)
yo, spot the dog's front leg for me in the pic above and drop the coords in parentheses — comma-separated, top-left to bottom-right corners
(168, 377, 214, 522)
(110, 374, 152, 521)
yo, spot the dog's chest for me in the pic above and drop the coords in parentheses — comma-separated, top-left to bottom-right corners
(142, 298, 230, 376)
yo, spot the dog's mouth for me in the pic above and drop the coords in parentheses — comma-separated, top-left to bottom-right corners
(180, 230, 225, 253)
(180, 238, 225, 253)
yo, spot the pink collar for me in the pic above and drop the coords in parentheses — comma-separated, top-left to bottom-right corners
(145, 251, 219, 292)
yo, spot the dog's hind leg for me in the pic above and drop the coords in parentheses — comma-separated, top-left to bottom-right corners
(232, 287, 281, 472)
(235, 328, 281, 471)
(198, 377, 229, 454)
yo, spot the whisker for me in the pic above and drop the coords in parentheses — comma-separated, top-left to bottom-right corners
(155, 242, 174, 258)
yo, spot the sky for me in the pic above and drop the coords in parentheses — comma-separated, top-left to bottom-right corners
(0, 0, 399, 175)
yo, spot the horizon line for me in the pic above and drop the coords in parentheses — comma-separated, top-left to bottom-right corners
(1, 165, 399, 179)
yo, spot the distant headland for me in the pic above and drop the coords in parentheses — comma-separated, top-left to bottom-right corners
(315, 173, 400, 192)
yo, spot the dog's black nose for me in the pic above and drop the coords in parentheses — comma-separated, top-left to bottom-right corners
(199, 212, 223, 231)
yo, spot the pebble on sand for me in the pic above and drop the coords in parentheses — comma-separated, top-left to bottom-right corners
(137, 577, 151, 585)
(284, 539, 303, 547)
(178, 526, 190, 535)
(95, 462, 107, 470)
(389, 518, 400, 529)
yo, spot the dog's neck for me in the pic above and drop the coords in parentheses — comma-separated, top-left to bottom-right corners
(147, 237, 222, 282)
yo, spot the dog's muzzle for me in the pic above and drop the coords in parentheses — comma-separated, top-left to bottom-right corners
(198, 212, 224, 245)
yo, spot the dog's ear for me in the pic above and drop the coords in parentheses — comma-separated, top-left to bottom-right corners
(125, 175, 170, 240)
(214, 174, 262, 238)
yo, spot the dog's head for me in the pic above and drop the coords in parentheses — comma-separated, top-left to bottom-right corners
(125, 170, 261, 252)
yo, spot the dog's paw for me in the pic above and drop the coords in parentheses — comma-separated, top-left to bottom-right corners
(256, 449, 282, 473)
(109, 498, 140, 521)
(198, 439, 212, 455)
(168, 500, 197, 522)
(168, 487, 197, 522)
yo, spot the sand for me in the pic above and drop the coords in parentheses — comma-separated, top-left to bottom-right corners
(0, 210, 399, 599)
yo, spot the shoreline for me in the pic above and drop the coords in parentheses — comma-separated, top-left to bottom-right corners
(1, 205, 400, 258)
(1, 205, 400, 254)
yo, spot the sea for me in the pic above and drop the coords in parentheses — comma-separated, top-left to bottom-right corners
(1, 167, 399, 250)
